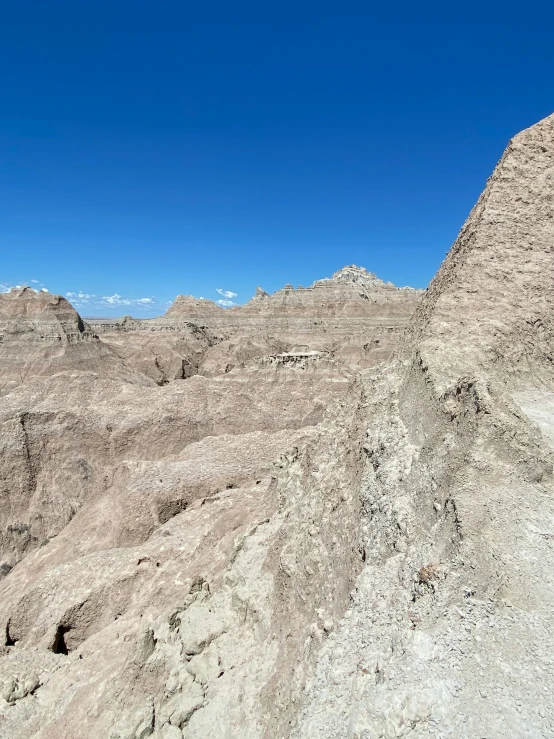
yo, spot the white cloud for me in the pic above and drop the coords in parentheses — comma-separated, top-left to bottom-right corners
(98, 294, 158, 311)
(65, 292, 95, 303)
(63, 292, 160, 313)
(100, 293, 154, 307)
(102, 294, 127, 305)
(1, 281, 162, 315)
(216, 298, 237, 307)
(216, 288, 238, 299)
(1, 283, 23, 293)
(1, 279, 48, 294)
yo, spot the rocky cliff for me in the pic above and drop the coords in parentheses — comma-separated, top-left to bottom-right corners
(0, 287, 153, 394)
(92, 266, 422, 383)
(293, 112, 554, 738)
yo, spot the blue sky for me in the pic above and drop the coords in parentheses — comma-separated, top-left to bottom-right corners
(1, 1, 553, 316)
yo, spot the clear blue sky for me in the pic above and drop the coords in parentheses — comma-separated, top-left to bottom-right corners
(1, 0, 553, 315)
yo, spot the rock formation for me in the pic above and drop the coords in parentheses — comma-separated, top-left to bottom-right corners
(1, 113, 554, 739)
(292, 112, 554, 738)
(0, 287, 153, 394)
(92, 266, 422, 381)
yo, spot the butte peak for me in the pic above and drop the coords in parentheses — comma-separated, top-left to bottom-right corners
(317, 264, 386, 287)
(3, 284, 69, 306)
(163, 264, 419, 319)
(126, 263, 423, 379)
(0, 286, 153, 393)
(253, 286, 269, 300)
(0, 285, 86, 329)
(312, 264, 418, 291)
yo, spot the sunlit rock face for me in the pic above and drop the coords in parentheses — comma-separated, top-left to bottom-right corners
(91, 265, 424, 381)
(0, 287, 152, 395)
(292, 112, 554, 739)
(165, 265, 422, 326)
(0, 269, 366, 738)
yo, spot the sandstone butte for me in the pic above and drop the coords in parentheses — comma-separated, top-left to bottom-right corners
(0, 113, 553, 739)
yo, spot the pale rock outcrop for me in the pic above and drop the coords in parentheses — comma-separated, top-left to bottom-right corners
(250, 287, 269, 301)
(0, 355, 352, 570)
(164, 295, 222, 321)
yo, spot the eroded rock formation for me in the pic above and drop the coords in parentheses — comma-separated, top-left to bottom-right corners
(292, 112, 554, 738)
(91, 266, 422, 382)
(1, 114, 553, 739)
(0, 288, 151, 394)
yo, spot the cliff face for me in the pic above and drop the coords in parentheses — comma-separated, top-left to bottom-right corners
(0, 288, 91, 357)
(293, 114, 554, 738)
(409, 114, 554, 392)
(0, 273, 369, 738)
(164, 294, 223, 321)
(92, 266, 423, 382)
(166, 265, 421, 325)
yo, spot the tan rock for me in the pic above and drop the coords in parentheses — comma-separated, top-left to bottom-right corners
(0, 287, 153, 394)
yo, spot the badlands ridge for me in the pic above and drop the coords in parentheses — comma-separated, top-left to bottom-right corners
(0, 113, 554, 738)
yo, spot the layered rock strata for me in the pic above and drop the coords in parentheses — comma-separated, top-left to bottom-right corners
(91, 266, 422, 381)
(163, 266, 421, 360)
(0, 288, 152, 394)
